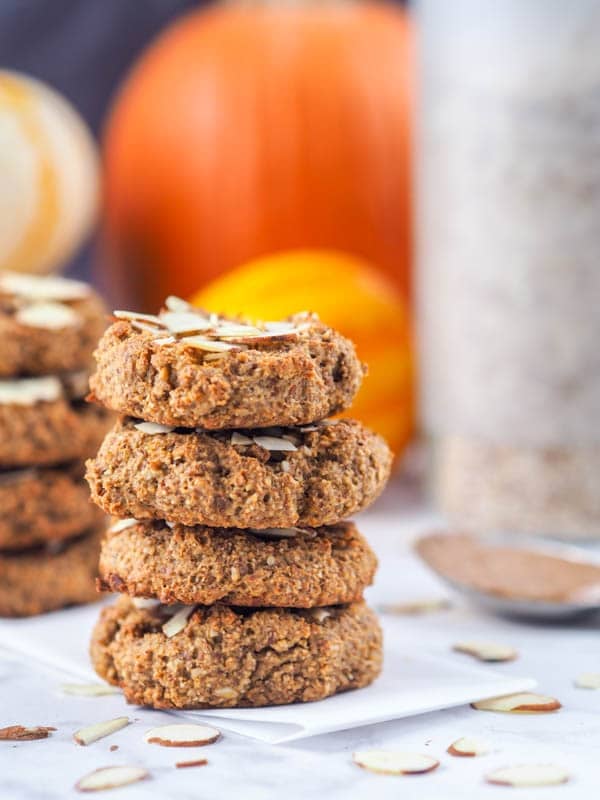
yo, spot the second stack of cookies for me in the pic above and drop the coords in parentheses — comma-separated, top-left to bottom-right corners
(87, 298, 392, 708)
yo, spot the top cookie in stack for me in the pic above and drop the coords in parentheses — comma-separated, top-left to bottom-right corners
(87, 298, 392, 709)
(0, 271, 111, 616)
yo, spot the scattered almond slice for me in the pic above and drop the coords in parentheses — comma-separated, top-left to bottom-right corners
(159, 310, 215, 333)
(75, 765, 148, 792)
(162, 605, 195, 637)
(179, 335, 240, 352)
(134, 421, 175, 435)
(353, 750, 440, 776)
(453, 641, 518, 663)
(574, 672, 600, 689)
(130, 320, 171, 335)
(132, 598, 162, 610)
(113, 309, 164, 326)
(108, 518, 139, 534)
(144, 723, 220, 747)
(61, 684, 119, 697)
(447, 736, 490, 757)
(380, 598, 451, 615)
(0, 271, 90, 300)
(231, 432, 254, 445)
(73, 717, 130, 746)
(16, 301, 80, 330)
(0, 376, 63, 406)
(164, 295, 192, 312)
(0, 725, 56, 740)
(253, 435, 298, 452)
(472, 692, 561, 713)
(485, 765, 570, 787)
(176, 758, 208, 769)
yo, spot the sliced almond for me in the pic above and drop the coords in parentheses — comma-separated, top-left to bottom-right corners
(160, 310, 215, 334)
(485, 765, 569, 787)
(0, 376, 62, 406)
(132, 597, 162, 610)
(164, 295, 192, 312)
(453, 641, 518, 663)
(152, 335, 177, 345)
(0, 725, 56, 740)
(162, 605, 195, 637)
(108, 518, 139, 534)
(447, 736, 490, 757)
(16, 301, 80, 329)
(75, 765, 148, 792)
(133, 421, 175, 435)
(61, 684, 119, 697)
(179, 336, 239, 352)
(113, 309, 164, 326)
(253, 435, 298, 452)
(231, 432, 254, 445)
(380, 598, 451, 615)
(310, 608, 332, 623)
(353, 750, 440, 776)
(130, 320, 171, 335)
(472, 692, 561, 713)
(144, 723, 220, 747)
(574, 672, 600, 689)
(73, 717, 130, 746)
(0, 271, 90, 300)
(249, 527, 315, 539)
(176, 758, 208, 769)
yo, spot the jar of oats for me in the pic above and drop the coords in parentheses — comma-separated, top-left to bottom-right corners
(417, 0, 600, 538)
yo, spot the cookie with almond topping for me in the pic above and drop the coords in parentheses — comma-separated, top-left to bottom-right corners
(86, 417, 391, 529)
(98, 519, 377, 608)
(88, 299, 364, 429)
(91, 595, 382, 708)
(0, 464, 103, 551)
(0, 271, 107, 377)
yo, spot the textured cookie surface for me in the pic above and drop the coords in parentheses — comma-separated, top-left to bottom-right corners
(0, 271, 107, 377)
(0, 527, 102, 617)
(89, 309, 364, 429)
(91, 597, 382, 708)
(98, 519, 376, 607)
(0, 465, 103, 550)
(87, 418, 391, 528)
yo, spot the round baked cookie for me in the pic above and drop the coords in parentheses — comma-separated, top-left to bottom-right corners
(89, 304, 364, 429)
(0, 271, 107, 377)
(91, 597, 382, 709)
(0, 376, 112, 467)
(98, 519, 377, 607)
(0, 526, 102, 617)
(87, 418, 392, 528)
(0, 465, 103, 550)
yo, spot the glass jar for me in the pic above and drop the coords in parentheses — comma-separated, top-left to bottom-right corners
(417, 0, 600, 538)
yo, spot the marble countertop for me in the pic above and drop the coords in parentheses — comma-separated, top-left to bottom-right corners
(1, 481, 598, 799)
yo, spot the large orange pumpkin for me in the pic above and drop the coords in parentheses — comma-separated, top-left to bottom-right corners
(101, 0, 412, 310)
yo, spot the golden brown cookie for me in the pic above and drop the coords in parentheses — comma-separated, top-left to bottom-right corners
(98, 519, 376, 607)
(0, 526, 102, 617)
(89, 303, 364, 429)
(91, 596, 383, 708)
(0, 271, 107, 377)
(0, 465, 103, 550)
(86, 418, 391, 529)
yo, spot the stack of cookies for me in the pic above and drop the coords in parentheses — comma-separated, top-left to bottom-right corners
(86, 297, 391, 708)
(0, 271, 111, 617)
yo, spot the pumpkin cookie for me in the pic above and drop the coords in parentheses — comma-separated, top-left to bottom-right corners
(0, 271, 107, 377)
(86, 418, 391, 528)
(0, 374, 111, 468)
(89, 300, 364, 429)
(98, 519, 376, 607)
(91, 596, 382, 709)
(0, 526, 102, 617)
(0, 465, 103, 551)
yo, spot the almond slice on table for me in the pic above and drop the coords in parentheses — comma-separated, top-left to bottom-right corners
(61, 684, 119, 697)
(0, 725, 56, 740)
(252, 435, 298, 452)
(447, 737, 490, 757)
(380, 598, 451, 616)
(453, 641, 518, 663)
(485, 765, 570, 787)
(133, 421, 175, 435)
(162, 605, 196, 637)
(144, 723, 220, 747)
(176, 758, 208, 769)
(352, 750, 440, 775)
(73, 717, 130, 746)
(574, 672, 600, 689)
(16, 301, 80, 329)
(472, 693, 561, 713)
(75, 766, 148, 792)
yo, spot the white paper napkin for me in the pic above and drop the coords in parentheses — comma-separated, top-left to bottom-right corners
(0, 601, 536, 744)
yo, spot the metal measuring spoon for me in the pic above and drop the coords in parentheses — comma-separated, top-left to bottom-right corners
(415, 532, 600, 620)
